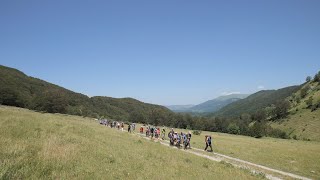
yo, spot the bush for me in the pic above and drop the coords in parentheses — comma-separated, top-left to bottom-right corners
(293, 135, 298, 140)
(311, 105, 317, 112)
(272, 100, 291, 119)
(314, 72, 320, 83)
(249, 122, 265, 138)
(193, 130, 202, 135)
(306, 76, 312, 82)
(306, 96, 313, 109)
(300, 85, 310, 98)
(268, 128, 288, 139)
(227, 123, 240, 135)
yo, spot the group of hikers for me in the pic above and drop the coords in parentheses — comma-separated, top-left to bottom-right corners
(99, 119, 213, 152)
(99, 119, 126, 131)
(168, 129, 192, 150)
(140, 125, 166, 140)
(137, 125, 193, 150)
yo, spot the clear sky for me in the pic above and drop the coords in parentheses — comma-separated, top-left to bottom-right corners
(1, 0, 320, 105)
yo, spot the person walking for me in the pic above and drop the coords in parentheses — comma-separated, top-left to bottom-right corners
(161, 128, 166, 140)
(121, 122, 124, 131)
(150, 127, 154, 140)
(157, 128, 160, 139)
(187, 131, 192, 149)
(204, 135, 213, 152)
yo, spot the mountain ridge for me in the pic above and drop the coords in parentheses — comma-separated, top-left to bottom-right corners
(166, 94, 249, 113)
(212, 86, 301, 118)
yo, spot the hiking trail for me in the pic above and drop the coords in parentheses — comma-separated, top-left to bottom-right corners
(132, 132, 312, 180)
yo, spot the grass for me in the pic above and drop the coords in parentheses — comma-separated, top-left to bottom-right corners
(134, 124, 320, 179)
(272, 81, 320, 142)
(271, 109, 320, 142)
(0, 106, 262, 180)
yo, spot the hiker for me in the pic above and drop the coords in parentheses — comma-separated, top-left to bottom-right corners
(187, 131, 192, 149)
(170, 128, 174, 134)
(180, 132, 184, 144)
(161, 128, 166, 140)
(150, 127, 154, 139)
(128, 124, 131, 133)
(132, 123, 136, 131)
(168, 132, 174, 145)
(204, 135, 213, 152)
(140, 126, 144, 134)
(154, 127, 157, 139)
(156, 128, 160, 139)
(121, 122, 124, 131)
(176, 133, 181, 147)
(117, 122, 120, 130)
(183, 133, 189, 150)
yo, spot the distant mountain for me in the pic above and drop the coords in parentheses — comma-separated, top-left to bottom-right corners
(166, 105, 195, 112)
(213, 86, 300, 118)
(167, 94, 248, 113)
(189, 94, 249, 113)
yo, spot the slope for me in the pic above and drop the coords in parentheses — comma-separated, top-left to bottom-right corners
(0, 65, 174, 121)
(213, 86, 300, 118)
(0, 106, 263, 179)
(271, 81, 320, 141)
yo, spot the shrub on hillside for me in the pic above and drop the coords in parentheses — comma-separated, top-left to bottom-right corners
(311, 105, 318, 112)
(313, 71, 320, 83)
(306, 97, 313, 109)
(249, 121, 265, 138)
(306, 76, 312, 82)
(267, 128, 289, 139)
(272, 100, 291, 120)
(193, 130, 202, 135)
(300, 85, 310, 99)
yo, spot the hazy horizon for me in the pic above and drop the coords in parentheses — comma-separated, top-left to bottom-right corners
(1, 1, 320, 105)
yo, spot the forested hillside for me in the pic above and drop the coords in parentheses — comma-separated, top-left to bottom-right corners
(213, 86, 300, 118)
(0, 65, 174, 122)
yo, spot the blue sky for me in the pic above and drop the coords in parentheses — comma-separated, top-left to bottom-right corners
(1, 0, 320, 105)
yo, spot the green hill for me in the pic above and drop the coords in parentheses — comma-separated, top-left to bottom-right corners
(0, 65, 174, 122)
(213, 86, 300, 118)
(271, 80, 320, 141)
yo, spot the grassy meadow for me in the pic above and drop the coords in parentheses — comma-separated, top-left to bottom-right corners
(133, 124, 320, 179)
(0, 106, 263, 180)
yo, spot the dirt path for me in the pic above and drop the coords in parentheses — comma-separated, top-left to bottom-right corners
(134, 133, 312, 180)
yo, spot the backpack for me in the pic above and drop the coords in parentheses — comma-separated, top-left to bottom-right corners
(183, 135, 187, 141)
(207, 137, 212, 144)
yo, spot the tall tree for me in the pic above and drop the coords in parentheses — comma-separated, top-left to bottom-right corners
(306, 76, 312, 82)
(273, 100, 291, 119)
